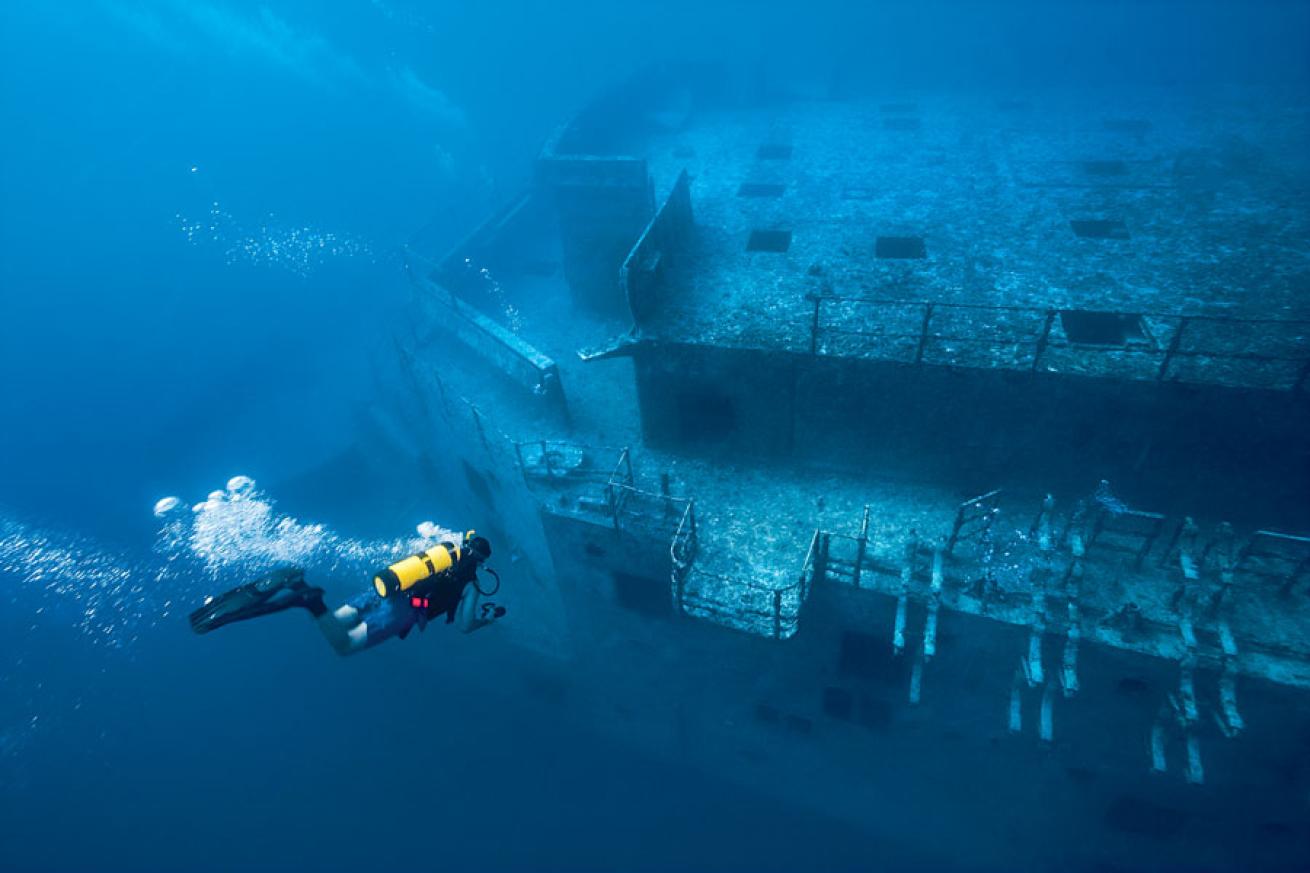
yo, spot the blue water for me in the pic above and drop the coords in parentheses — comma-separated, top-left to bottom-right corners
(3, 2, 1309, 870)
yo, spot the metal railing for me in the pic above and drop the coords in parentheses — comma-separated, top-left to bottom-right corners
(603, 447, 636, 528)
(670, 503, 822, 641)
(402, 246, 570, 422)
(670, 500, 698, 580)
(512, 440, 608, 483)
(809, 294, 1310, 392)
(946, 489, 1004, 555)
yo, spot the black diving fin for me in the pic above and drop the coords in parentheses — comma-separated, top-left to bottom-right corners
(189, 567, 324, 635)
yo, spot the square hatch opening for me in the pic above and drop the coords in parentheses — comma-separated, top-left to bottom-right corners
(747, 229, 792, 253)
(757, 143, 793, 160)
(1070, 219, 1130, 240)
(738, 182, 786, 198)
(876, 236, 927, 259)
(1059, 310, 1146, 346)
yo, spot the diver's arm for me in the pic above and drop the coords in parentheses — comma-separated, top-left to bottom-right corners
(454, 582, 504, 634)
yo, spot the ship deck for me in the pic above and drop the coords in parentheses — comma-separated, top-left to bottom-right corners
(629, 92, 1310, 390)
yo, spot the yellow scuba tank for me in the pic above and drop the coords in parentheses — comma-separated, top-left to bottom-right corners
(372, 531, 477, 598)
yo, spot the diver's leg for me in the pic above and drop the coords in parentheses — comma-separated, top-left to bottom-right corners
(314, 590, 381, 656)
(189, 568, 326, 634)
(314, 613, 363, 656)
(315, 592, 417, 656)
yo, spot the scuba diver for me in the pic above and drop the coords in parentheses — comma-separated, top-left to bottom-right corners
(188, 532, 506, 655)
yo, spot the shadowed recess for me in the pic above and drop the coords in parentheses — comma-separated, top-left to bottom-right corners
(747, 228, 792, 252)
(1060, 310, 1146, 346)
(876, 235, 927, 259)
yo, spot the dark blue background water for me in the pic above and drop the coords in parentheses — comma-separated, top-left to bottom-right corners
(3, 2, 1308, 870)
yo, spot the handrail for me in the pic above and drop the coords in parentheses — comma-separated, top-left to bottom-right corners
(671, 505, 824, 640)
(809, 292, 1310, 324)
(603, 447, 636, 529)
(809, 294, 1310, 390)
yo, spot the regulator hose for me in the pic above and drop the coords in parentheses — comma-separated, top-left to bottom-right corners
(473, 566, 501, 598)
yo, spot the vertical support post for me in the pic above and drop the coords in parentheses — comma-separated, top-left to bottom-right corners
(946, 506, 964, 555)
(772, 591, 782, 640)
(854, 505, 870, 588)
(909, 651, 923, 704)
(1033, 494, 1055, 552)
(1185, 732, 1205, 785)
(1217, 622, 1244, 736)
(1009, 665, 1024, 733)
(1151, 707, 1169, 774)
(1032, 310, 1056, 372)
(893, 531, 916, 655)
(818, 532, 831, 588)
(1061, 610, 1080, 696)
(914, 303, 934, 364)
(924, 542, 943, 661)
(543, 442, 555, 477)
(1039, 682, 1055, 744)
(1158, 316, 1188, 382)
(809, 295, 821, 355)
(1026, 621, 1045, 686)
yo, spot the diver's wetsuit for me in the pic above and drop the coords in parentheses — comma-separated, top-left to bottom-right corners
(330, 551, 485, 650)
(189, 538, 504, 655)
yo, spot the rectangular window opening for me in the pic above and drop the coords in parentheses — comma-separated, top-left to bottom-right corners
(875, 236, 927, 259)
(747, 229, 792, 253)
(1059, 310, 1146, 346)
